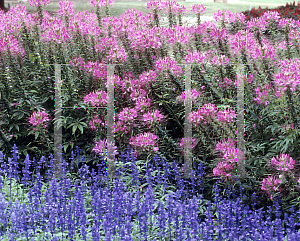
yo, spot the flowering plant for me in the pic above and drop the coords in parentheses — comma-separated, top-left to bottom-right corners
(1, 1, 300, 212)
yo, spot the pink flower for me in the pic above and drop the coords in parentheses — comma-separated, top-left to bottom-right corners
(211, 54, 230, 66)
(253, 84, 272, 106)
(213, 161, 233, 177)
(155, 56, 183, 77)
(229, 30, 257, 56)
(216, 109, 237, 124)
(91, 0, 113, 8)
(222, 148, 244, 163)
(58, 0, 75, 17)
(0, 34, 26, 57)
(146, 0, 165, 11)
(261, 175, 282, 200)
(179, 137, 196, 154)
(214, 138, 236, 156)
(141, 109, 166, 126)
(28, 110, 51, 129)
(189, 103, 217, 126)
(185, 51, 209, 65)
(10, 103, 20, 107)
(214, 77, 234, 90)
(40, 17, 70, 44)
(83, 90, 108, 107)
(118, 107, 138, 123)
(191, 4, 206, 14)
(160, 26, 192, 47)
(29, 0, 50, 7)
(160, 0, 182, 15)
(93, 139, 119, 160)
(176, 88, 200, 103)
(274, 59, 300, 93)
(282, 122, 295, 132)
(107, 46, 127, 64)
(270, 154, 295, 172)
(139, 70, 157, 87)
(134, 97, 152, 112)
(129, 132, 159, 153)
(88, 115, 107, 131)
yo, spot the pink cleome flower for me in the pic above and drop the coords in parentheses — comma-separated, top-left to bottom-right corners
(29, 0, 50, 7)
(28, 110, 51, 129)
(129, 132, 159, 152)
(270, 154, 295, 172)
(213, 161, 233, 177)
(83, 90, 108, 107)
(261, 175, 282, 200)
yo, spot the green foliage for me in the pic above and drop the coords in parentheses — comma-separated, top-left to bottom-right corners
(1, 1, 300, 229)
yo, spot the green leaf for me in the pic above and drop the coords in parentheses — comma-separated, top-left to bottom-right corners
(72, 125, 78, 135)
(29, 53, 35, 63)
(34, 131, 39, 140)
(14, 125, 19, 132)
(63, 143, 69, 153)
(8, 125, 13, 132)
(66, 123, 76, 129)
(11, 112, 20, 118)
(42, 96, 49, 102)
(17, 113, 24, 120)
(78, 124, 83, 134)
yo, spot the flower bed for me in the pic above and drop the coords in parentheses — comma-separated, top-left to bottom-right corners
(0, 145, 300, 240)
(1, 0, 300, 239)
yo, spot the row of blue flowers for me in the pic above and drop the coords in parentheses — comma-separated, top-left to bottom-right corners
(0, 144, 300, 240)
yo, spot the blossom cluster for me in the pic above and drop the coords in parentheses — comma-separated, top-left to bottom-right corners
(141, 109, 166, 127)
(129, 132, 159, 157)
(261, 175, 282, 200)
(93, 138, 119, 160)
(212, 138, 239, 178)
(90, 0, 113, 8)
(175, 88, 200, 104)
(28, 110, 51, 131)
(270, 154, 295, 172)
(40, 17, 70, 44)
(70, 57, 108, 80)
(57, 0, 75, 17)
(155, 56, 183, 78)
(179, 137, 197, 155)
(83, 90, 108, 107)
(190, 4, 206, 14)
(29, 0, 50, 7)
(188, 103, 237, 126)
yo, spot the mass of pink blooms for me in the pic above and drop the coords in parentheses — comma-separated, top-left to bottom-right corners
(2, 0, 300, 203)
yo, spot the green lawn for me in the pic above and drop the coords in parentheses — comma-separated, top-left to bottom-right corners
(5, 0, 288, 18)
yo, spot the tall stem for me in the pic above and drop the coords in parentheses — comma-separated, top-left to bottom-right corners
(236, 59, 245, 179)
(96, 6, 102, 28)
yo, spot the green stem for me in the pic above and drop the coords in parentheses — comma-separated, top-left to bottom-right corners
(284, 24, 292, 60)
(178, 14, 182, 27)
(153, 9, 159, 28)
(285, 87, 298, 130)
(96, 6, 102, 28)
(197, 13, 201, 26)
(168, 6, 174, 28)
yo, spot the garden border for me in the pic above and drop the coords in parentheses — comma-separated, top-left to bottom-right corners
(49, 62, 246, 181)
